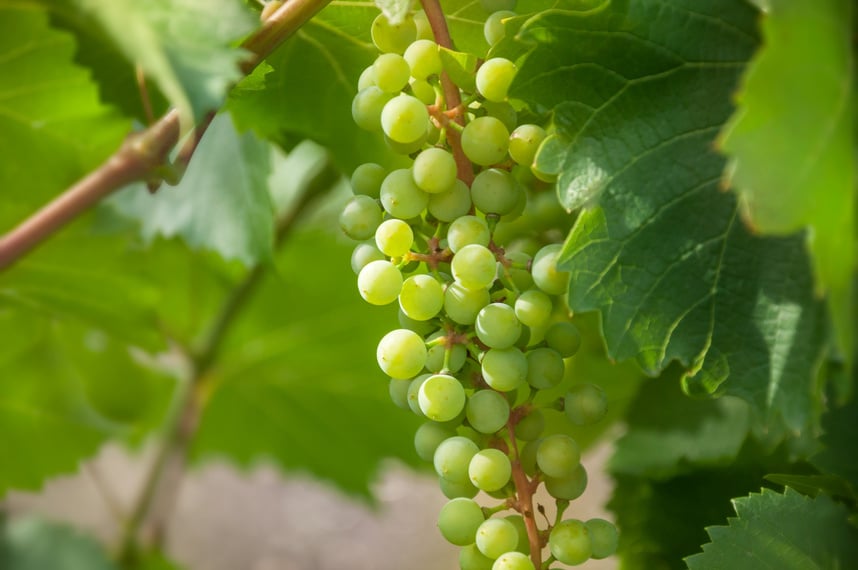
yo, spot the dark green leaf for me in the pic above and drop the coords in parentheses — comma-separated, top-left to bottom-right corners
(610, 372, 750, 479)
(811, 393, 858, 490)
(0, 517, 118, 570)
(720, 0, 854, 368)
(111, 113, 275, 265)
(71, 0, 256, 124)
(764, 473, 856, 502)
(513, 1, 829, 437)
(685, 488, 858, 569)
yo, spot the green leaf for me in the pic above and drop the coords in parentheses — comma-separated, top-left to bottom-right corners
(685, 488, 858, 569)
(191, 227, 421, 496)
(439, 47, 478, 93)
(811, 393, 858, 490)
(72, 0, 256, 125)
(228, 4, 396, 171)
(513, 2, 829, 436)
(610, 373, 750, 480)
(111, 113, 275, 265)
(0, 3, 129, 229)
(719, 0, 854, 372)
(0, 517, 118, 570)
(764, 473, 856, 502)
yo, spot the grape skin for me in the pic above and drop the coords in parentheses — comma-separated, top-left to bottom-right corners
(492, 552, 534, 570)
(468, 448, 512, 492)
(462, 116, 510, 166)
(371, 12, 416, 53)
(452, 244, 498, 290)
(375, 218, 413, 257)
(381, 94, 430, 144)
(470, 168, 520, 215)
(438, 497, 485, 546)
(376, 328, 427, 379)
(536, 434, 580, 478)
(475, 303, 522, 349)
(380, 168, 429, 219)
(357, 259, 402, 305)
(549, 519, 592, 565)
(476, 58, 517, 103)
(429, 179, 472, 221)
(350, 162, 386, 197)
(418, 373, 466, 422)
(399, 274, 444, 321)
(476, 518, 519, 559)
(434, 436, 480, 483)
(413, 147, 457, 194)
(585, 518, 619, 559)
(466, 389, 510, 434)
(565, 383, 608, 425)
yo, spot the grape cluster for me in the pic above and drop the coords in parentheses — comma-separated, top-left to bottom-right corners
(341, 4, 618, 568)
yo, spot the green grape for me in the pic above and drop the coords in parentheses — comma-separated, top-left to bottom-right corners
(445, 282, 491, 325)
(505, 251, 533, 291)
(549, 519, 592, 565)
(508, 124, 547, 166)
(471, 168, 520, 215)
(525, 347, 564, 389)
(413, 147, 457, 194)
(380, 168, 430, 219)
(480, 0, 516, 12)
(400, 274, 444, 321)
(504, 515, 530, 554)
(413, 9, 434, 40)
(403, 38, 442, 79)
(448, 215, 490, 253)
(371, 12, 416, 53)
(384, 130, 428, 155)
(565, 383, 607, 425)
(419, 373, 467, 422)
(466, 389, 510, 434)
(545, 322, 582, 357)
(519, 439, 539, 476)
(339, 195, 382, 240)
(350, 242, 385, 274)
(513, 289, 552, 329)
(468, 448, 511, 492)
(399, 308, 437, 336)
(357, 259, 403, 305)
(438, 497, 485, 546)
(350, 163, 386, 198)
(407, 374, 431, 417)
(536, 434, 580, 478)
(374, 53, 411, 93)
(375, 218, 414, 257)
(484, 10, 516, 46)
(429, 179, 472, 222)
(452, 244, 497, 290)
(426, 342, 467, 373)
(476, 303, 522, 349)
(414, 421, 457, 462)
(409, 77, 436, 104)
(381, 94, 430, 144)
(441, 475, 480, 500)
(514, 408, 544, 441)
(461, 116, 510, 166)
(476, 58, 517, 102)
(352, 86, 393, 132)
(476, 518, 519, 559)
(585, 518, 619, 559)
(481, 347, 527, 391)
(434, 436, 480, 483)
(492, 552, 534, 570)
(357, 65, 376, 90)
(377, 328, 427, 379)
(544, 464, 588, 500)
(389, 378, 411, 409)
(460, 543, 495, 570)
(531, 243, 570, 295)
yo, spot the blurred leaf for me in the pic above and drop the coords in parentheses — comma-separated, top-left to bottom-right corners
(191, 229, 422, 495)
(513, 2, 829, 437)
(0, 3, 129, 229)
(764, 473, 856, 502)
(811, 393, 858, 490)
(0, 517, 118, 570)
(71, 0, 255, 125)
(685, 488, 858, 569)
(720, 0, 854, 373)
(610, 374, 750, 480)
(111, 113, 275, 266)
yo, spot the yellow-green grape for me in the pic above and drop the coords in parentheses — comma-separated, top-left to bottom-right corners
(381, 94, 430, 144)
(371, 12, 416, 53)
(438, 498, 485, 546)
(525, 347, 564, 389)
(466, 389, 510, 434)
(476, 518, 519, 559)
(536, 434, 580, 478)
(481, 347, 527, 391)
(352, 86, 393, 132)
(492, 552, 535, 570)
(476, 58, 517, 102)
(470, 168, 520, 215)
(585, 518, 619, 559)
(513, 289, 553, 329)
(400, 274, 444, 321)
(413, 147, 457, 194)
(549, 519, 592, 565)
(544, 464, 588, 500)
(434, 436, 480, 483)
(531, 243, 570, 295)
(414, 421, 456, 461)
(448, 215, 490, 253)
(380, 168, 429, 219)
(351, 243, 385, 275)
(445, 282, 491, 325)
(357, 65, 376, 90)
(410, 78, 436, 104)
(441, 476, 480, 500)
(339, 195, 382, 240)
(460, 543, 495, 570)
(475, 303, 522, 349)
(413, 9, 434, 40)
(462, 116, 510, 166)
(375, 218, 414, 257)
(429, 179, 473, 222)
(376, 328, 427, 379)
(419, 374, 466, 422)
(452, 244, 497, 290)
(357, 259, 402, 305)
(350, 162, 386, 198)
(468, 448, 512, 492)
(484, 10, 516, 46)
(374, 53, 411, 93)
(504, 515, 530, 554)
(509, 124, 547, 166)
(514, 408, 544, 441)
(404, 38, 442, 79)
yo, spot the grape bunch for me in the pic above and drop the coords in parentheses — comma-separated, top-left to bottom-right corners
(341, 4, 618, 568)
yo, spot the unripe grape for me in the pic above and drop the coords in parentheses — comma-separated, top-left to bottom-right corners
(352, 86, 392, 132)
(418, 373, 466, 421)
(434, 436, 480, 483)
(441, 476, 480, 499)
(545, 321, 582, 357)
(429, 179, 472, 222)
(409, 78, 436, 104)
(371, 13, 416, 53)
(452, 244, 497, 290)
(403, 38, 442, 79)
(513, 289, 553, 329)
(536, 434, 580, 478)
(448, 215, 490, 253)
(484, 10, 516, 46)
(350, 242, 385, 275)
(445, 282, 491, 325)
(481, 347, 527, 391)
(509, 124, 547, 166)
(380, 168, 429, 219)
(357, 66, 376, 90)
(350, 163, 386, 197)
(407, 374, 431, 417)
(426, 342, 467, 373)
(460, 543, 495, 570)
(565, 383, 608, 425)
(471, 168, 520, 215)
(400, 274, 444, 321)
(525, 347, 564, 389)
(357, 260, 402, 305)
(504, 515, 530, 554)
(531, 243, 570, 295)
(413, 147, 457, 194)
(438, 498, 485, 546)
(482, 100, 518, 132)
(469, 448, 512, 491)
(514, 409, 544, 441)
(544, 464, 588, 500)
(466, 389, 510, 434)
(381, 94, 430, 144)
(476, 58, 517, 102)
(377, 328, 427, 379)
(414, 421, 456, 461)
(375, 218, 413, 257)
(374, 53, 411, 93)
(475, 303, 522, 349)
(462, 116, 509, 166)
(476, 518, 519, 559)
(585, 518, 619, 559)
(492, 552, 534, 570)
(549, 519, 592, 565)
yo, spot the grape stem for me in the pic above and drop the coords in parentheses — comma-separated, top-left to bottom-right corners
(507, 421, 544, 567)
(419, 0, 475, 186)
(0, 0, 332, 273)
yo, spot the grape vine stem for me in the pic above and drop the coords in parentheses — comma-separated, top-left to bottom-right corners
(0, 0, 332, 273)
(508, 422, 544, 567)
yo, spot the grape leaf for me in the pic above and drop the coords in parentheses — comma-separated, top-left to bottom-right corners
(191, 228, 422, 496)
(71, 0, 256, 125)
(0, 3, 129, 229)
(719, 0, 854, 374)
(513, 1, 829, 436)
(110, 113, 276, 266)
(764, 473, 856, 502)
(610, 372, 750, 480)
(811, 393, 858, 490)
(685, 488, 858, 569)
(228, 3, 396, 171)
(0, 517, 118, 570)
